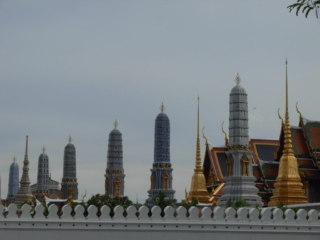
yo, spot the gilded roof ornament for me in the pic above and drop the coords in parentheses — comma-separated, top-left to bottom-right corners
(202, 127, 209, 146)
(221, 121, 229, 146)
(68, 135, 73, 143)
(234, 73, 241, 85)
(296, 102, 303, 120)
(82, 190, 87, 202)
(114, 119, 118, 129)
(278, 108, 284, 125)
(160, 102, 166, 113)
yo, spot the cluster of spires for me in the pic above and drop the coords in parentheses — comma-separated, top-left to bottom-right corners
(4, 61, 307, 208)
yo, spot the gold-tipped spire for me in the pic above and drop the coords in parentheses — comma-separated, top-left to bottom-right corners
(202, 127, 209, 146)
(234, 73, 241, 85)
(188, 97, 211, 204)
(269, 60, 307, 206)
(68, 135, 73, 143)
(160, 102, 166, 113)
(114, 119, 118, 129)
(221, 121, 229, 146)
(278, 108, 284, 125)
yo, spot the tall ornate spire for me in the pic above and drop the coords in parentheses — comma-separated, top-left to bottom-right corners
(61, 136, 78, 199)
(188, 97, 210, 203)
(15, 136, 33, 207)
(7, 156, 19, 204)
(105, 121, 125, 197)
(219, 75, 262, 207)
(147, 103, 175, 204)
(36, 146, 49, 201)
(269, 60, 307, 206)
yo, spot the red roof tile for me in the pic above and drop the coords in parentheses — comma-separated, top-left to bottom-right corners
(292, 131, 309, 155)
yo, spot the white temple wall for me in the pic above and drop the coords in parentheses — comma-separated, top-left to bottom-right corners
(0, 204, 319, 240)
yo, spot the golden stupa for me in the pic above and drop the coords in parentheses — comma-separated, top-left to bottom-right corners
(187, 97, 211, 204)
(268, 60, 308, 206)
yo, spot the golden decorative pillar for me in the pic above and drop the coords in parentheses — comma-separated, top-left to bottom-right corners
(161, 171, 169, 190)
(114, 178, 121, 197)
(188, 97, 211, 203)
(240, 154, 250, 176)
(226, 154, 234, 177)
(269, 60, 307, 206)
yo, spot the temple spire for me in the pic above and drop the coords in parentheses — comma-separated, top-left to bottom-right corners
(15, 135, 32, 208)
(68, 135, 72, 143)
(188, 97, 210, 204)
(268, 60, 307, 206)
(195, 96, 201, 170)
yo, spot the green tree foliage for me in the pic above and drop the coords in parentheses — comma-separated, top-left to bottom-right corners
(288, 0, 320, 18)
(78, 194, 133, 217)
(147, 191, 177, 216)
(226, 199, 250, 210)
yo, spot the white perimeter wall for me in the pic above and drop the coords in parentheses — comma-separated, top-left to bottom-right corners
(0, 204, 319, 240)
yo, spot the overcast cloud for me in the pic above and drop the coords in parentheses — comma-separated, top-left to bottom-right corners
(0, 1, 319, 202)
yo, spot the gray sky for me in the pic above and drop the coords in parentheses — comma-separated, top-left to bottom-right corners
(0, 1, 319, 203)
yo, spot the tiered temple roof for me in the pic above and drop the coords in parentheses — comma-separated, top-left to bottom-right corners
(203, 113, 320, 206)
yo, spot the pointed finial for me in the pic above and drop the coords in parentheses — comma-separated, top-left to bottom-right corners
(42, 146, 46, 153)
(286, 58, 288, 65)
(195, 96, 202, 170)
(25, 135, 29, 155)
(13, 156, 16, 162)
(234, 73, 241, 85)
(221, 122, 229, 146)
(68, 135, 72, 143)
(278, 108, 284, 125)
(296, 102, 303, 120)
(113, 119, 118, 129)
(160, 102, 166, 113)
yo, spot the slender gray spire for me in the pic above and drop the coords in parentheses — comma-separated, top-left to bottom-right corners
(219, 75, 262, 207)
(36, 146, 49, 200)
(15, 136, 33, 208)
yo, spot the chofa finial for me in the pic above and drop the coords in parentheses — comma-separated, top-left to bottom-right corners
(68, 135, 73, 143)
(278, 108, 284, 125)
(234, 73, 241, 85)
(221, 121, 229, 146)
(160, 102, 166, 113)
(114, 119, 118, 128)
(296, 102, 302, 120)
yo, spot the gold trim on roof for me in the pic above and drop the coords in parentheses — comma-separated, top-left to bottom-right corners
(221, 121, 229, 146)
